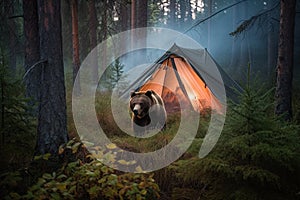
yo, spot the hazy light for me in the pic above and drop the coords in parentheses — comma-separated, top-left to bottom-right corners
(190, 0, 204, 19)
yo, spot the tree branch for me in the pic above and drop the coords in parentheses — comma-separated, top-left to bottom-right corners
(229, 1, 280, 36)
(8, 15, 24, 19)
(183, 0, 250, 34)
(23, 60, 47, 81)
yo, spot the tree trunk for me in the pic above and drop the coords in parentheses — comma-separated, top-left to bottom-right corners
(119, 0, 130, 66)
(8, 1, 17, 73)
(132, 0, 148, 66)
(131, 0, 136, 30)
(71, 0, 81, 95)
(35, 0, 68, 155)
(229, 0, 239, 74)
(267, 1, 277, 78)
(179, 0, 186, 29)
(88, 0, 98, 84)
(267, 28, 276, 77)
(275, 0, 296, 121)
(136, 0, 147, 45)
(23, 0, 41, 113)
(61, 0, 72, 65)
(88, 0, 99, 83)
(100, 1, 108, 71)
(239, 1, 250, 67)
(78, 0, 89, 61)
(186, 0, 192, 23)
(130, 0, 136, 52)
(169, 0, 176, 28)
(119, 0, 130, 32)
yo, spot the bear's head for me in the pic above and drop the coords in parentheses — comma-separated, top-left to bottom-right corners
(130, 90, 154, 118)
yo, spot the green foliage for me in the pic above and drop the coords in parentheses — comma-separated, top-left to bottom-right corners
(229, 17, 255, 37)
(95, 92, 125, 138)
(2, 139, 160, 200)
(0, 171, 23, 199)
(0, 60, 36, 171)
(171, 83, 300, 200)
(99, 59, 127, 92)
(109, 59, 125, 88)
(148, 2, 161, 26)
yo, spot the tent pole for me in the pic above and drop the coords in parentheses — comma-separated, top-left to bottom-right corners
(171, 58, 194, 110)
(160, 59, 169, 98)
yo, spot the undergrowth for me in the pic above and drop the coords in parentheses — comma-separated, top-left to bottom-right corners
(0, 63, 36, 172)
(0, 139, 160, 200)
(169, 83, 300, 200)
(2, 63, 300, 199)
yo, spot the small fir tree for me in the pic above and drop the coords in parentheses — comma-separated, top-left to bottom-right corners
(0, 58, 36, 171)
(172, 77, 300, 200)
(100, 59, 127, 93)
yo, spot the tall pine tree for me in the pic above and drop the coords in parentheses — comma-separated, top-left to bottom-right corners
(35, 0, 68, 155)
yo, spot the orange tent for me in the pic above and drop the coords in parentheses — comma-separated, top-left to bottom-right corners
(120, 44, 241, 113)
(139, 55, 221, 112)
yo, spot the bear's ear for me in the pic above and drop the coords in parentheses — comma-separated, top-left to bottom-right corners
(130, 91, 137, 97)
(145, 90, 153, 98)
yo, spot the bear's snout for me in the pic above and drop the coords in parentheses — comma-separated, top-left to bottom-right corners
(133, 104, 141, 116)
(133, 110, 138, 116)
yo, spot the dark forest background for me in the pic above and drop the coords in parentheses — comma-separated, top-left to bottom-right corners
(0, 0, 300, 199)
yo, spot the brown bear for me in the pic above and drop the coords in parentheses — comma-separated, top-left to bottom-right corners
(130, 90, 167, 136)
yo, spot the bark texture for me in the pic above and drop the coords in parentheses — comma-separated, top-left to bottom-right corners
(100, 1, 108, 71)
(23, 0, 41, 111)
(131, 0, 136, 30)
(8, 1, 17, 73)
(71, 0, 81, 94)
(36, 0, 68, 155)
(275, 0, 296, 121)
(119, 0, 130, 32)
(88, 0, 98, 83)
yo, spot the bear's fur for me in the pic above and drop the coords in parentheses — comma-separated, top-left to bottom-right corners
(129, 90, 167, 136)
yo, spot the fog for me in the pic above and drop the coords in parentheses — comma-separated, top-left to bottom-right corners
(92, 0, 300, 91)
(118, 0, 299, 85)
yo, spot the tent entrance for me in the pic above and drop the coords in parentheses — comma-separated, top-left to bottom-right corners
(139, 56, 220, 113)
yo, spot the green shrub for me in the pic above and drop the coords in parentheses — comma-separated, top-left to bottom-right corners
(0, 63, 36, 172)
(171, 83, 300, 200)
(2, 139, 160, 200)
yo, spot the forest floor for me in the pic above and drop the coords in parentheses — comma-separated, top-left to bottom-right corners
(1, 76, 300, 199)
